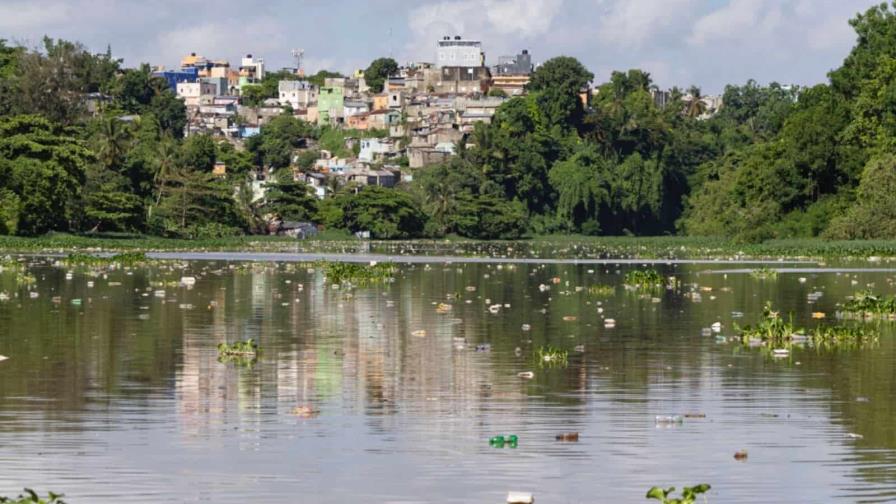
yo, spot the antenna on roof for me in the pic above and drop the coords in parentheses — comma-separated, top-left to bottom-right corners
(291, 48, 305, 77)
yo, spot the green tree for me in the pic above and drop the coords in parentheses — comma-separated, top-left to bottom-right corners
(0, 115, 93, 235)
(180, 134, 216, 171)
(332, 185, 426, 239)
(364, 57, 399, 93)
(526, 56, 593, 129)
(262, 174, 319, 221)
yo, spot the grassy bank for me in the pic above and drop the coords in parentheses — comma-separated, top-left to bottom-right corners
(2, 233, 896, 260)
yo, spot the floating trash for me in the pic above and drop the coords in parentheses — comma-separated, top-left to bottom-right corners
(555, 432, 579, 442)
(180, 276, 197, 287)
(734, 450, 748, 461)
(846, 433, 864, 440)
(475, 343, 491, 352)
(604, 319, 616, 328)
(411, 330, 427, 337)
(507, 491, 534, 504)
(291, 405, 320, 418)
(772, 349, 790, 357)
(490, 434, 518, 448)
(521, 324, 531, 331)
(655, 415, 684, 425)
(517, 371, 535, 379)
(0, 355, 8, 362)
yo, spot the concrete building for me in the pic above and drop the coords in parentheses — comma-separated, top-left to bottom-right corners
(278, 80, 317, 110)
(318, 85, 345, 126)
(494, 50, 533, 76)
(239, 54, 265, 87)
(437, 36, 483, 68)
(201, 77, 228, 96)
(177, 82, 218, 107)
(434, 66, 491, 94)
(359, 138, 398, 163)
(344, 99, 370, 118)
(153, 67, 199, 91)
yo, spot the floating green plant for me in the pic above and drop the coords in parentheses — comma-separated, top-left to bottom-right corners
(646, 484, 710, 504)
(218, 339, 258, 357)
(587, 284, 615, 297)
(534, 345, 568, 368)
(749, 266, 778, 279)
(318, 261, 396, 287)
(0, 489, 66, 503)
(737, 302, 878, 350)
(624, 269, 665, 290)
(64, 252, 149, 267)
(840, 291, 896, 319)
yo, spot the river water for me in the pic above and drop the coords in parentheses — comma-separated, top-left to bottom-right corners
(0, 256, 894, 503)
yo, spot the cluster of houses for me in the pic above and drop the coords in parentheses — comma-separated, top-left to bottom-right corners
(149, 36, 723, 213)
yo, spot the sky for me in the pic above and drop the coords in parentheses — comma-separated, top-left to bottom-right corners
(0, 0, 881, 94)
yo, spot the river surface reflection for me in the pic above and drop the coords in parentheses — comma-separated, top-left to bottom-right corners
(0, 258, 894, 503)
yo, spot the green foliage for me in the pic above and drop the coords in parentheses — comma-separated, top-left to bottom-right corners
(624, 269, 664, 290)
(0, 489, 65, 504)
(0, 115, 93, 235)
(64, 251, 148, 266)
(246, 114, 314, 169)
(306, 70, 344, 88)
(527, 56, 593, 129)
(364, 57, 398, 93)
(150, 168, 243, 238)
(738, 303, 879, 350)
(218, 338, 258, 356)
(239, 84, 268, 107)
(535, 345, 568, 368)
(487, 87, 508, 98)
(262, 174, 319, 221)
(749, 267, 778, 279)
(327, 185, 426, 239)
(318, 260, 396, 286)
(826, 155, 896, 239)
(841, 291, 896, 319)
(646, 484, 710, 504)
(180, 134, 217, 171)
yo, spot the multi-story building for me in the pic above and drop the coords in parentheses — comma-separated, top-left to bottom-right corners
(492, 50, 534, 95)
(239, 54, 265, 87)
(177, 82, 218, 107)
(317, 85, 345, 126)
(278, 80, 317, 110)
(437, 36, 484, 68)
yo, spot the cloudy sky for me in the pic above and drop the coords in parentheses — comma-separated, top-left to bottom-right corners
(0, 0, 879, 93)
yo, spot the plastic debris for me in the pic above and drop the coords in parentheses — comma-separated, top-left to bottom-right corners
(655, 415, 684, 425)
(507, 492, 534, 504)
(0, 355, 8, 362)
(490, 434, 518, 448)
(555, 432, 579, 442)
(846, 433, 864, 440)
(180, 276, 197, 287)
(411, 330, 427, 338)
(517, 371, 534, 379)
(734, 450, 748, 461)
(291, 405, 320, 419)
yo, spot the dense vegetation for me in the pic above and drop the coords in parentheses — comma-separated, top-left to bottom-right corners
(3, 4, 896, 243)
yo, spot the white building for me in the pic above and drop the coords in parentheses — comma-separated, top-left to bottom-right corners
(177, 82, 218, 107)
(240, 54, 265, 81)
(278, 80, 317, 110)
(359, 138, 397, 163)
(343, 100, 369, 118)
(437, 36, 483, 68)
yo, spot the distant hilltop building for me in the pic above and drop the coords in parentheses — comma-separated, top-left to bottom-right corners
(492, 50, 533, 96)
(437, 36, 484, 68)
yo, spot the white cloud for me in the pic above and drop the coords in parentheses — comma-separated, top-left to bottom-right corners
(595, 0, 697, 48)
(406, 0, 563, 62)
(688, 0, 772, 46)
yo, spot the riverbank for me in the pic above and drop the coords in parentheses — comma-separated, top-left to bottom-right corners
(3, 233, 896, 261)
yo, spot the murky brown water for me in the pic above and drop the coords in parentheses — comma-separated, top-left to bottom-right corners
(0, 257, 895, 503)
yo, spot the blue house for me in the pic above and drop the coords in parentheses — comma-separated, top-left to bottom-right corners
(153, 67, 199, 91)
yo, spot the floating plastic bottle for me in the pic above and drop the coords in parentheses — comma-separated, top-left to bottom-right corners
(490, 434, 518, 448)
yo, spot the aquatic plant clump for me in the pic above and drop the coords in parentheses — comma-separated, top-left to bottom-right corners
(624, 269, 665, 290)
(217, 339, 258, 357)
(0, 489, 66, 503)
(749, 267, 778, 279)
(587, 284, 616, 297)
(535, 345, 568, 367)
(63, 252, 149, 267)
(318, 261, 396, 286)
(737, 303, 879, 350)
(646, 484, 710, 504)
(840, 291, 896, 319)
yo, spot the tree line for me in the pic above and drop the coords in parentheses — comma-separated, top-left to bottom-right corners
(3, 3, 896, 241)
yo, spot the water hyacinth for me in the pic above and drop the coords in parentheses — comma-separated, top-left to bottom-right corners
(624, 269, 665, 290)
(534, 345, 568, 368)
(749, 267, 778, 279)
(840, 291, 896, 319)
(318, 261, 396, 287)
(737, 302, 879, 351)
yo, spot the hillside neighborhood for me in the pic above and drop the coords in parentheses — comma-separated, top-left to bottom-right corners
(148, 36, 722, 205)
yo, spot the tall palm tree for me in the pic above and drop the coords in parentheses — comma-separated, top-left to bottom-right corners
(94, 117, 132, 171)
(685, 86, 707, 119)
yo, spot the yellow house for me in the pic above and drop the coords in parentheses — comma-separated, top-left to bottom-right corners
(372, 94, 389, 111)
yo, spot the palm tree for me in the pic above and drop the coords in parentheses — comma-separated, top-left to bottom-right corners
(94, 117, 132, 171)
(685, 86, 707, 119)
